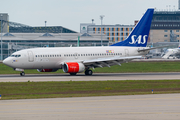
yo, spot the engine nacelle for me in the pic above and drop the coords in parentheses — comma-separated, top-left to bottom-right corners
(37, 69, 58, 72)
(63, 62, 85, 73)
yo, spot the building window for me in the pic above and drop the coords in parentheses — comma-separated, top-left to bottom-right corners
(121, 37, 123, 41)
(177, 35, 179, 37)
(98, 28, 100, 31)
(112, 33, 114, 36)
(121, 28, 123, 31)
(164, 35, 168, 37)
(116, 33, 119, 36)
(107, 28, 109, 31)
(93, 28, 95, 31)
(164, 30, 168, 32)
(176, 30, 179, 32)
(116, 37, 119, 41)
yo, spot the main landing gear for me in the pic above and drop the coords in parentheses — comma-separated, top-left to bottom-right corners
(20, 72, 25, 76)
(69, 69, 93, 76)
(85, 69, 93, 75)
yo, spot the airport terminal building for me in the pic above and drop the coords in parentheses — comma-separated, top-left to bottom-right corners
(80, 23, 134, 43)
(0, 14, 108, 60)
(1, 32, 108, 60)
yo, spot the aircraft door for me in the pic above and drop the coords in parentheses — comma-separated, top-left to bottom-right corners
(124, 49, 129, 57)
(27, 51, 34, 62)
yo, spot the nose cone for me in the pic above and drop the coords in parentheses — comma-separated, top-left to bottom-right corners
(3, 58, 12, 67)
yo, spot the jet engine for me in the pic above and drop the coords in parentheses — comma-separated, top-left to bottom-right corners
(63, 62, 85, 73)
(37, 69, 59, 72)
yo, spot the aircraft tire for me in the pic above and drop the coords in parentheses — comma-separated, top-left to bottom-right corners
(85, 70, 93, 75)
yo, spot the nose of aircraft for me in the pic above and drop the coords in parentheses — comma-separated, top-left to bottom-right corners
(3, 58, 11, 66)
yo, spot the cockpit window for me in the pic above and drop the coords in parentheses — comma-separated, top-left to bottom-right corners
(10, 54, 21, 57)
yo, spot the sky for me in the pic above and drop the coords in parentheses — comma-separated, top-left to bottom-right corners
(1, 0, 179, 32)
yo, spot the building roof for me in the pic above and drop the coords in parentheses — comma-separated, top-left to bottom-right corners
(2, 33, 108, 42)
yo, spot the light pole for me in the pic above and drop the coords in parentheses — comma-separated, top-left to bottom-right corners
(100, 15, 105, 46)
(45, 21, 47, 27)
(1, 14, 3, 60)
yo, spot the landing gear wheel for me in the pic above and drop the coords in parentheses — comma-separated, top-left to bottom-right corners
(85, 70, 93, 75)
(20, 72, 25, 76)
(70, 73, 77, 75)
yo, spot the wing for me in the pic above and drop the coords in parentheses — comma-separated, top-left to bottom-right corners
(83, 56, 142, 68)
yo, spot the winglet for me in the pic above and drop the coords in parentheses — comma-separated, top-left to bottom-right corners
(111, 8, 154, 47)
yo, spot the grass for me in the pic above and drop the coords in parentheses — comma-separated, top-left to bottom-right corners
(0, 80, 180, 100)
(1, 61, 180, 74)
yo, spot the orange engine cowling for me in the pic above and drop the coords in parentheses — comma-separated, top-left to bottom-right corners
(63, 62, 85, 73)
(37, 69, 58, 72)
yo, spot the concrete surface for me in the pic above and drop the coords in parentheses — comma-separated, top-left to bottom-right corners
(0, 94, 180, 120)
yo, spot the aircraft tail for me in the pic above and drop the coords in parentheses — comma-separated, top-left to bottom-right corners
(111, 8, 154, 47)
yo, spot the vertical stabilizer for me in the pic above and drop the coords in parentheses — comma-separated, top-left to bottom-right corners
(111, 9, 154, 47)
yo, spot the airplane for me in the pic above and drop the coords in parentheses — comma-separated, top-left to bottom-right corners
(162, 46, 180, 59)
(3, 8, 154, 76)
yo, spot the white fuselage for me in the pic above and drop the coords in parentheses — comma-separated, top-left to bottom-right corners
(3, 46, 148, 69)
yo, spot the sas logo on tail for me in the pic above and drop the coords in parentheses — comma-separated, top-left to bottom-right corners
(129, 35, 147, 44)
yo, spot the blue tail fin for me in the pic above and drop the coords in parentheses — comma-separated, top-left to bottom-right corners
(110, 9, 154, 47)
